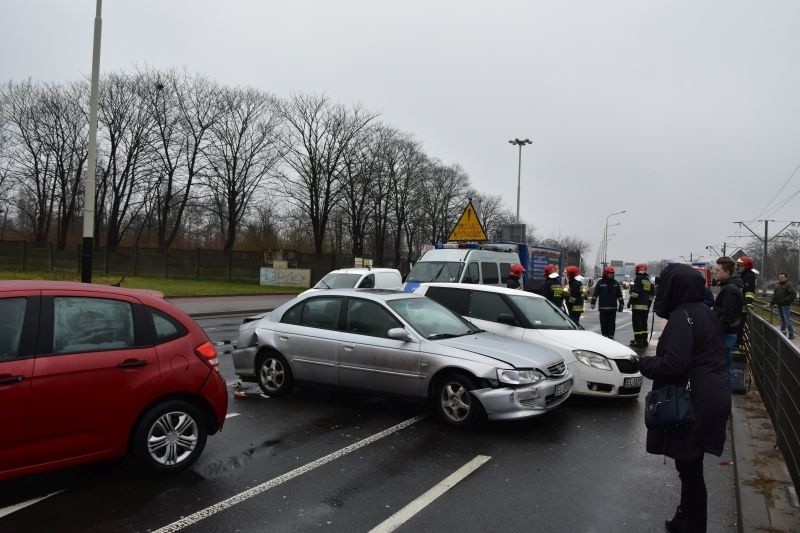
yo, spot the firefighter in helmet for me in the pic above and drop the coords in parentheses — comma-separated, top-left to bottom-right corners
(736, 256, 757, 344)
(539, 264, 566, 312)
(507, 263, 525, 290)
(563, 265, 585, 324)
(591, 266, 625, 339)
(627, 262, 654, 347)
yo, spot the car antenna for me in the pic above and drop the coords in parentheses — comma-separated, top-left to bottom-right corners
(111, 273, 126, 287)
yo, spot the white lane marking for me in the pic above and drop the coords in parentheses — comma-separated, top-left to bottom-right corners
(224, 413, 240, 419)
(153, 414, 426, 533)
(369, 455, 492, 533)
(0, 491, 63, 519)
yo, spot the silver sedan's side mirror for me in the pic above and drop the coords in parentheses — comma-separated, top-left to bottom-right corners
(387, 328, 414, 342)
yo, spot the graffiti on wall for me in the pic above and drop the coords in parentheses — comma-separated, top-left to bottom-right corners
(260, 268, 311, 288)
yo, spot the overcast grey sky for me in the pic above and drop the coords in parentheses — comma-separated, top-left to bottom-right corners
(2, 0, 799, 265)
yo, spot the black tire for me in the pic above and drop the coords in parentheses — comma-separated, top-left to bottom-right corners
(257, 351, 294, 397)
(131, 400, 207, 474)
(433, 373, 485, 427)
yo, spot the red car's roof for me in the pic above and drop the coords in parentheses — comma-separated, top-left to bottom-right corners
(0, 280, 164, 300)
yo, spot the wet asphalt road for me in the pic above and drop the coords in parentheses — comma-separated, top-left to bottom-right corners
(0, 308, 737, 533)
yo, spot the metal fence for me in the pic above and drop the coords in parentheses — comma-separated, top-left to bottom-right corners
(745, 312, 800, 492)
(0, 240, 366, 285)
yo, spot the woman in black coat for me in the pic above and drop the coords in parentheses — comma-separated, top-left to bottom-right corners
(639, 264, 731, 533)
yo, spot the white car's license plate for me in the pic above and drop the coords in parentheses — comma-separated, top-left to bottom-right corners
(624, 376, 643, 388)
(554, 381, 572, 397)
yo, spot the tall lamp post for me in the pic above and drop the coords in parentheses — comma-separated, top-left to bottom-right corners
(603, 210, 626, 267)
(82, 0, 103, 283)
(508, 138, 532, 222)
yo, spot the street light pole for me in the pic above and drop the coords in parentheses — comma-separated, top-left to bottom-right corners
(508, 138, 531, 222)
(603, 210, 626, 267)
(81, 0, 103, 283)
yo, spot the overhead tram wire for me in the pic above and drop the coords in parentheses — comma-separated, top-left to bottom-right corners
(754, 159, 800, 220)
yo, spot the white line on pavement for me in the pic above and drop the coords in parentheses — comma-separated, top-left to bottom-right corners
(152, 414, 427, 533)
(224, 413, 240, 419)
(0, 491, 63, 519)
(369, 455, 492, 533)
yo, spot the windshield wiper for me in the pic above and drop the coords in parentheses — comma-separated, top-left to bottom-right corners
(427, 332, 473, 340)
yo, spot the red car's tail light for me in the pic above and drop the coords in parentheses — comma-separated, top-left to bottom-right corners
(195, 341, 220, 371)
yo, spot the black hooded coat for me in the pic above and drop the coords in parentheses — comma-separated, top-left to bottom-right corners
(639, 264, 731, 461)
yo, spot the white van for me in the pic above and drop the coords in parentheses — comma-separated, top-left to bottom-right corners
(301, 267, 402, 296)
(402, 245, 520, 293)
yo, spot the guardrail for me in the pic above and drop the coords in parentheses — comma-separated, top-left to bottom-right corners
(744, 313, 800, 493)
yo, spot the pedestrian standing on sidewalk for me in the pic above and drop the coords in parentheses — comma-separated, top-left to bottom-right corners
(639, 263, 731, 533)
(627, 262, 654, 347)
(713, 256, 744, 387)
(591, 266, 624, 339)
(770, 272, 796, 339)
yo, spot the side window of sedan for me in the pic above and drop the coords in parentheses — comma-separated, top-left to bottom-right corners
(469, 291, 514, 323)
(53, 297, 135, 354)
(345, 299, 401, 337)
(0, 297, 27, 360)
(427, 287, 470, 315)
(299, 297, 342, 330)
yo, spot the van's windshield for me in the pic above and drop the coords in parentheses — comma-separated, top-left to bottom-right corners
(405, 262, 463, 283)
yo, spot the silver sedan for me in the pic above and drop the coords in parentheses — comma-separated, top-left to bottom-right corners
(232, 289, 572, 427)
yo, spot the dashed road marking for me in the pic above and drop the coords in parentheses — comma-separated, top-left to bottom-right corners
(369, 455, 492, 533)
(152, 414, 426, 532)
(0, 491, 63, 519)
(224, 413, 240, 419)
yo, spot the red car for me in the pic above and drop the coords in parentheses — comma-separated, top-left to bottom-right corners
(0, 280, 227, 481)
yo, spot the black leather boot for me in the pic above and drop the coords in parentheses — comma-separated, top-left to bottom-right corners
(665, 506, 686, 532)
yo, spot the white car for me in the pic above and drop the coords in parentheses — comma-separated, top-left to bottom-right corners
(416, 283, 643, 397)
(301, 268, 402, 296)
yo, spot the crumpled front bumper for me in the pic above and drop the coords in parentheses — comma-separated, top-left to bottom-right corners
(473, 371, 573, 421)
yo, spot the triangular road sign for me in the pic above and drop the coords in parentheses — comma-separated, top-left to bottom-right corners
(448, 201, 488, 242)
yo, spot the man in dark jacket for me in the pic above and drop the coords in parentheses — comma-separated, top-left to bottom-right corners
(627, 263, 654, 347)
(713, 256, 744, 386)
(639, 263, 730, 533)
(590, 266, 624, 339)
(563, 265, 585, 324)
(770, 272, 796, 339)
(539, 264, 566, 312)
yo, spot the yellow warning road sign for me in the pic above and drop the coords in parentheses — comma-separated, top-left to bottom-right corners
(448, 201, 488, 242)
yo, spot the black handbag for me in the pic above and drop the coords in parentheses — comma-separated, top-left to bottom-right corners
(644, 382, 695, 429)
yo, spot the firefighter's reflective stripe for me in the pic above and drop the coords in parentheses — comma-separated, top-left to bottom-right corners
(632, 305, 650, 311)
(571, 305, 584, 312)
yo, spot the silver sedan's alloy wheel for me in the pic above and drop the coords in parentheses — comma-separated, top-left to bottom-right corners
(260, 357, 286, 392)
(147, 411, 199, 466)
(440, 381, 472, 423)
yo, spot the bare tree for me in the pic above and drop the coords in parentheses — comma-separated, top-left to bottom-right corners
(203, 86, 280, 251)
(418, 161, 471, 245)
(96, 72, 156, 247)
(339, 127, 377, 256)
(275, 94, 377, 253)
(391, 136, 427, 267)
(469, 191, 515, 242)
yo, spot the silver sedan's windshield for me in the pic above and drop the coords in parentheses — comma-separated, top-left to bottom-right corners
(388, 298, 479, 339)
(507, 294, 577, 330)
(314, 273, 360, 289)
(405, 261, 463, 283)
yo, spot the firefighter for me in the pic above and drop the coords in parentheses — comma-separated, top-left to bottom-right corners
(540, 264, 566, 312)
(736, 256, 757, 345)
(564, 265, 585, 324)
(507, 263, 525, 290)
(627, 263, 654, 347)
(591, 266, 625, 339)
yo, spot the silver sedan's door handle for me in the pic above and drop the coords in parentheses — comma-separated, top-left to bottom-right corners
(279, 336, 289, 341)
(342, 344, 356, 351)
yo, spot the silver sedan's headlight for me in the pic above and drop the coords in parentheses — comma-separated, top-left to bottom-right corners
(573, 350, 613, 371)
(496, 368, 546, 385)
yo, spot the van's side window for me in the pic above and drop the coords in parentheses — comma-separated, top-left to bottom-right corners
(427, 287, 470, 315)
(481, 262, 499, 285)
(463, 262, 479, 284)
(469, 291, 513, 322)
(358, 274, 375, 288)
(499, 263, 511, 283)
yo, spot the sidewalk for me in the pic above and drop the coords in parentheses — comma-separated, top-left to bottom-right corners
(172, 295, 799, 531)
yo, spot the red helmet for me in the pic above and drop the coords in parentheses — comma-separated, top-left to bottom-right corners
(603, 266, 615, 276)
(565, 265, 580, 278)
(510, 263, 526, 276)
(544, 264, 558, 277)
(737, 256, 754, 270)
(635, 263, 648, 273)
